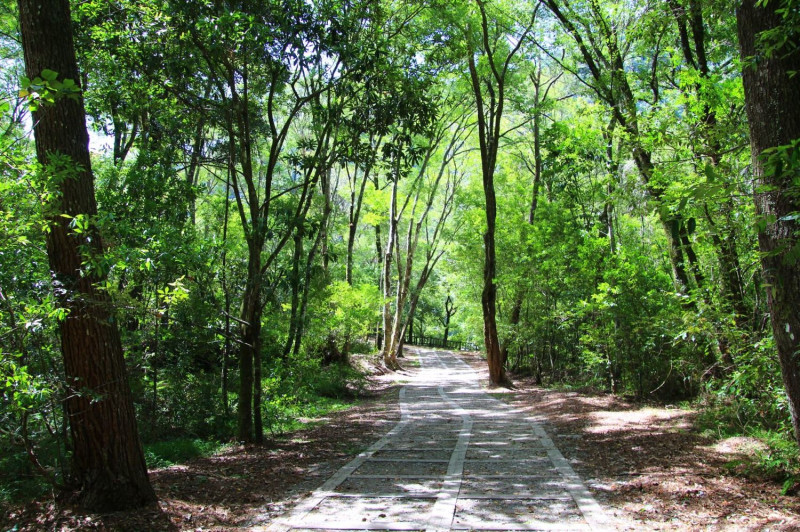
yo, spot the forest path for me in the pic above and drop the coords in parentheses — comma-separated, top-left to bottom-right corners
(261, 347, 613, 531)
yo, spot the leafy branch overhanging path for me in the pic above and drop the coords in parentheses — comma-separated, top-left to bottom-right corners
(262, 348, 614, 531)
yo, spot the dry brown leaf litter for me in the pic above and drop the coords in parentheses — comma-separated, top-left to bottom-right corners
(4, 351, 800, 531)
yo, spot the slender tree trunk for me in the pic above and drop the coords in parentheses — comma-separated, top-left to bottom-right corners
(389, 212, 418, 362)
(382, 176, 399, 369)
(545, 0, 699, 296)
(221, 170, 232, 417)
(465, 1, 535, 386)
(468, 39, 508, 387)
(237, 239, 262, 443)
(343, 162, 370, 356)
(345, 136, 379, 286)
(668, 0, 748, 318)
(502, 70, 547, 367)
(17, 0, 156, 510)
(703, 203, 748, 321)
(738, 0, 800, 445)
(283, 227, 304, 358)
(482, 210, 507, 385)
(442, 294, 456, 347)
(294, 217, 325, 358)
(294, 164, 333, 359)
(185, 119, 206, 226)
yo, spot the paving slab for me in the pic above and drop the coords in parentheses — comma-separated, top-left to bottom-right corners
(262, 348, 613, 531)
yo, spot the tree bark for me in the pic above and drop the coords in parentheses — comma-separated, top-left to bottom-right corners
(17, 0, 156, 511)
(442, 294, 456, 346)
(502, 67, 548, 367)
(738, 0, 800, 445)
(464, 0, 533, 386)
(381, 175, 400, 369)
(669, 0, 748, 319)
(283, 226, 304, 358)
(237, 239, 263, 443)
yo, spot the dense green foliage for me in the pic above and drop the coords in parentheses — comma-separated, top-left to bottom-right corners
(1, 0, 798, 502)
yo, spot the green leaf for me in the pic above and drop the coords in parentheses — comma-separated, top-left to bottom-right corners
(40, 69, 58, 82)
(703, 162, 716, 182)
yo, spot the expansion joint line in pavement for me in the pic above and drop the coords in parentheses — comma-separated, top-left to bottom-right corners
(263, 348, 614, 531)
(264, 387, 413, 531)
(424, 381, 473, 529)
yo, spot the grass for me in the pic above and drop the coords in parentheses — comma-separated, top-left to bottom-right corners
(144, 394, 358, 468)
(144, 438, 230, 469)
(264, 395, 354, 435)
(489, 392, 514, 401)
(400, 354, 421, 368)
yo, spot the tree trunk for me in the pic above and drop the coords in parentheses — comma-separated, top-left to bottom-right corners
(283, 226, 304, 358)
(703, 204, 748, 321)
(17, 0, 156, 511)
(545, 0, 700, 296)
(294, 219, 325, 359)
(221, 171, 232, 417)
(738, 0, 800, 445)
(237, 239, 262, 443)
(668, 0, 747, 319)
(482, 218, 507, 385)
(465, 3, 526, 388)
(345, 136, 379, 286)
(381, 176, 400, 369)
(442, 294, 456, 347)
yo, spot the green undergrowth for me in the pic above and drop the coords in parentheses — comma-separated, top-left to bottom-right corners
(261, 357, 368, 436)
(0, 357, 370, 504)
(0, 433, 66, 504)
(721, 429, 800, 495)
(694, 394, 799, 494)
(0, 458, 51, 504)
(144, 438, 230, 469)
(262, 395, 354, 436)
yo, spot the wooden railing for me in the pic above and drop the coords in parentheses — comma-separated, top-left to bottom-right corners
(405, 334, 478, 351)
(373, 330, 478, 352)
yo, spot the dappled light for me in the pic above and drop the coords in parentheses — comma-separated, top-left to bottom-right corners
(268, 348, 610, 530)
(3, 0, 800, 528)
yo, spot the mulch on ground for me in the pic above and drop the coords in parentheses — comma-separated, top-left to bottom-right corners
(5, 349, 800, 531)
(1, 368, 403, 532)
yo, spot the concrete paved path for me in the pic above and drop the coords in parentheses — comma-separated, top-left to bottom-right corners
(264, 348, 613, 531)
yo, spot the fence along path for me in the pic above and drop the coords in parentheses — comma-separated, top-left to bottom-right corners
(263, 347, 613, 531)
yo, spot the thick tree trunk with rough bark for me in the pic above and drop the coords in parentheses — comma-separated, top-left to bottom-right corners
(17, 0, 156, 511)
(738, 0, 800, 445)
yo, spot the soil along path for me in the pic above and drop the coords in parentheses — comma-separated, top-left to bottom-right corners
(263, 348, 614, 531)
